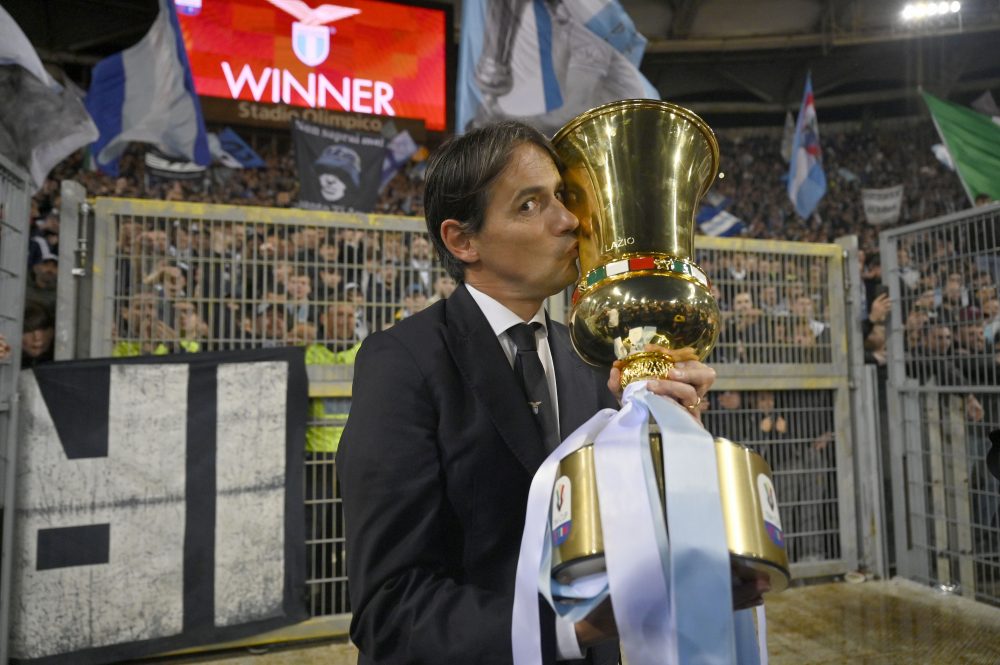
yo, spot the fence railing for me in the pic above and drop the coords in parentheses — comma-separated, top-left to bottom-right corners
(880, 202, 1000, 607)
(74, 196, 862, 636)
(0, 153, 32, 664)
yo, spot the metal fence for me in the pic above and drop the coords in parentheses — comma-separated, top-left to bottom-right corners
(71, 197, 862, 640)
(880, 202, 1000, 607)
(0, 154, 32, 664)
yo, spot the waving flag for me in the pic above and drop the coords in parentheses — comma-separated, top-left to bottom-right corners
(697, 192, 745, 237)
(787, 74, 826, 219)
(208, 127, 265, 169)
(85, 0, 209, 176)
(0, 6, 98, 190)
(923, 91, 1000, 203)
(457, 0, 657, 135)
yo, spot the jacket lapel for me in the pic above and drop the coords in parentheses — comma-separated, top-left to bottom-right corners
(445, 285, 548, 473)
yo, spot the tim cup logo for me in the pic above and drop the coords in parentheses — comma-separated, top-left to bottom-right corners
(266, 0, 361, 67)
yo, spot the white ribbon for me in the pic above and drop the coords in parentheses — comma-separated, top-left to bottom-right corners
(512, 409, 617, 665)
(756, 605, 768, 665)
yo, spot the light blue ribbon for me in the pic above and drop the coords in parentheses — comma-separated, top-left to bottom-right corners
(643, 389, 736, 664)
(593, 383, 675, 664)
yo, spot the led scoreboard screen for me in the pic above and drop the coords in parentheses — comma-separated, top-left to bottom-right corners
(175, 0, 448, 131)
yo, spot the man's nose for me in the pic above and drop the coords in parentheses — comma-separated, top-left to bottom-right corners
(555, 199, 579, 234)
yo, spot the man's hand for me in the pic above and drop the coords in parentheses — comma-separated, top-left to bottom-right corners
(574, 597, 617, 649)
(868, 292, 891, 324)
(608, 345, 716, 421)
(573, 565, 769, 648)
(732, 563, 771, 610)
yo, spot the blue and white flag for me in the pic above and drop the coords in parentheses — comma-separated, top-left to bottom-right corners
(0, 6, 98, 190)
(697, 192, 745, 237)
(457, 0, 658, 135)
(380, 129, 418, 190)
(208, 127, 265, 169)
(787, 73, 826, 219)
(85, 0, 209, 176)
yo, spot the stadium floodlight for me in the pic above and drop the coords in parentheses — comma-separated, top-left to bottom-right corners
(901, 1, 961, 20)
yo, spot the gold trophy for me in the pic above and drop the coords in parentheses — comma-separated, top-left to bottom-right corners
(549, 99, 789, 596)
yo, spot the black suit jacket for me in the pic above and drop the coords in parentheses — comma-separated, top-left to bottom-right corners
(337, 284, 620, 665)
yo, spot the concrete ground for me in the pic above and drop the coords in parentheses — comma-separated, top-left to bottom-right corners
(136, 578, 1000, 665)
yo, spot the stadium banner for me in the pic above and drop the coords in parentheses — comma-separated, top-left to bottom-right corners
(292, 117, 385, 213)
(176, 0, 450, 132)
(9, 348, 308, 665)
(199, 97, 427, 142)
(861, 185, 904, 226)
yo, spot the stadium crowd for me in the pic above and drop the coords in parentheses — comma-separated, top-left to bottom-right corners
(12, 118, 987, 374)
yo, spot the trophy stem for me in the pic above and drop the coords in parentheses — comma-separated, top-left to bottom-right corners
(619, 352, 675, 390)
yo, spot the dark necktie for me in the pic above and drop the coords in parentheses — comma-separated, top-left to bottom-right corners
(507, 323, 560, 452)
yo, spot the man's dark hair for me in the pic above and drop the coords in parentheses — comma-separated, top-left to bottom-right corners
(23, 300, 54, 333)
(423, 121, 561, 281)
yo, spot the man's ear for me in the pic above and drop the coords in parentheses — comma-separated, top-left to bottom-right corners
(440, 219, 478, 266)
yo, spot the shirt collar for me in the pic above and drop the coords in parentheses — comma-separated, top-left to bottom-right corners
(465, 284, 547, 338)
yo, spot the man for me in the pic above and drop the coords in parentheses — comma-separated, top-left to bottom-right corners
(337, 121, 716, 664)
(25, 251, 58, 313)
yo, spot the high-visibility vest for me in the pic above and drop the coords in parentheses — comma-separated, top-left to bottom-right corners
(304, 341, 361, 453)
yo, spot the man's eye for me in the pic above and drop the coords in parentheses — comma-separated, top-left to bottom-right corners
(520, 199, 538, 213)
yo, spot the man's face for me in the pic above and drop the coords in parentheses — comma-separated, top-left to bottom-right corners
(467, 143, 579, 302)
(434, 274, 456, 298)
(286, 275, 311, 299)
(32, 260, 58, 289)
(944, 275, 962, 301)
(22, 327, 54, 358)
(143, 230, 168, 252)
(733, 292, 754, 315)
(792, 296, 814, 318)
(926, 326, 952, 354)
(983, 298, 1000, 319)
(958, 323, 984, 351)
(324, 305, 356, 340)
(411, 235, 432, 260)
